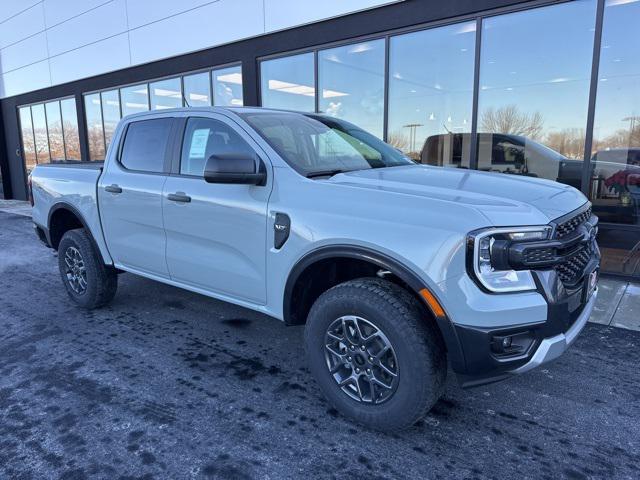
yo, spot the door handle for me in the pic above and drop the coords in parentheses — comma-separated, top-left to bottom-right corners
(167, 192, 191, 203)
(105, 184, 122, 194)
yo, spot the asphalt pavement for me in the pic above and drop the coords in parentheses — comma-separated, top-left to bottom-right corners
(0, 211, 639, 480)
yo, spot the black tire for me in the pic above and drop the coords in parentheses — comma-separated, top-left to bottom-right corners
(58, 228, 117, 309)
(305, 278, 446, 432)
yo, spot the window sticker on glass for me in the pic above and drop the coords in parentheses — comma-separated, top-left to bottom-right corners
(189, 129, 210, 159)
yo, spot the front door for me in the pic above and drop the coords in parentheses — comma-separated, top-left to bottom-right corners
(162, 115, 271, 304)
(98, 117, 174, 277)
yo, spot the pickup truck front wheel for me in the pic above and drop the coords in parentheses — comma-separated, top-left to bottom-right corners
(58, 229, 117, 309)
(305, 278, 446, 432)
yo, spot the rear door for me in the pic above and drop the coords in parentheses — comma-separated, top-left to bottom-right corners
(98, 116, 175, 277)
(162, 113, 272, 303)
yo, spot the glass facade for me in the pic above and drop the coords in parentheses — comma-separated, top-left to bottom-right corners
(260, 53, 315, 111)
(212, 65, 244, 107)
(388, 22, 476, 165)
(183, 72, 211, 107)
(79, 64, 243, 160)
(84, 93, 105, 161)
(18, 98, 82, 172)
(150, 77, 182, 110)
(61, 98, 81, 160)
(589, 0, 640, 275)
(318, 40, 385, 139)
(477, 0, 597, 183)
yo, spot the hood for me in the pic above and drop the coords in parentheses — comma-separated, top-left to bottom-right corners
(328, 165, 587, 226)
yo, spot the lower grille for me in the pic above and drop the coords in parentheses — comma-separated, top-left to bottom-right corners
(554, 243, 593, 285)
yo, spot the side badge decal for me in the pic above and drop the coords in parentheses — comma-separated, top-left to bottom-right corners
(274, 213, 291, 249)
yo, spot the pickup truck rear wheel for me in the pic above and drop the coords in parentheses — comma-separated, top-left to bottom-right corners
(305, 278, 446, 432)
(58, 228, 117, 309)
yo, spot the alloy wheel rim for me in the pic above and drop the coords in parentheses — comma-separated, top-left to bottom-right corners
(324, 315, 399, 404)
(64, 246, 87, 295)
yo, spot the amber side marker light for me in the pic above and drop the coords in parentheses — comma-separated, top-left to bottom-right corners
(419, 288, 446, 318)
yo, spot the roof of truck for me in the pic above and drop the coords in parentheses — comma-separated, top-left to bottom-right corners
(120, 106, 315, 121)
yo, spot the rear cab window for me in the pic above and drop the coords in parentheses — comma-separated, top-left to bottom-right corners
(120, 118, 173, 173)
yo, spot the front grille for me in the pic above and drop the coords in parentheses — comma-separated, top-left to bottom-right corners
(523, 247, 555, 264)
(554, 243, 592, 285)
(555, 207, 592, 238)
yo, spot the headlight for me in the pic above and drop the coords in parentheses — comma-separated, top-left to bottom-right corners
(468, 226, 551, 293)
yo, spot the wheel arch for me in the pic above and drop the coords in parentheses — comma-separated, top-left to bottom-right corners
(283, 245, 466, 372)
(48, 202, 110, 265)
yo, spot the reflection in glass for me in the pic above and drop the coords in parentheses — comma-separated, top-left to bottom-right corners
(260, 53, 315, 112)
(589, 0, 640, 276)
(84, 93, 105, 161)
(101, 90, 121, 153)
(319, 40, 385, 139)
(477, 0, 596, 183)
(213, 65, 243, 106)
(388, 22, 476, 165)
(183, 71, 211, 107)
(31, 103, 50, 164)
(19, 107, 36, 173)
(45, 101, 64, 161)
(150, 77, 182, 110)
(120, 84, 149, 116)
(60, 98, 81, 160)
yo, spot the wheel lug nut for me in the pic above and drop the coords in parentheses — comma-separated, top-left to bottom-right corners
(350, 345, 355, 351)
(368, 356, 373, 362)
(366, 369, 371, 374)
(360, 346, 365, 351)
(347, 356, 352, 361)
(355, 368, 360, 373)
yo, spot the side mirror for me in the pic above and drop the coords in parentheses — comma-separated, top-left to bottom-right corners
(203, 153, 266, 185)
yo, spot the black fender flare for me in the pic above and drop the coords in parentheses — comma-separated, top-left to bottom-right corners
(47, 202, 110, 265)
(283, 245, 466, 372)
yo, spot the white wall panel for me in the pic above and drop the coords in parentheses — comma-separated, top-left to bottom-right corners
(0, 3, 46, 49)
(49, 33, 130, 85)
(264, 0, 400, 32)
(0, 0, 400, 98)
(128, 0, 264, 65)
(0, 59, 50, 98)
(0, 1, 41, 24)
(125, 0, 217, 29)
(44, 0, 112, 28)
(0, 32, 48, 72)
(46, 0, 128, 56)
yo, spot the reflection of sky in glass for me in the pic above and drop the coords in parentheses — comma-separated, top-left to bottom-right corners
(319, 40, 385, 138)
(261, 53, 315, 112)
(150, 77, 183, 110)
(101, 90, 121, 149)
(388, 21, 475, 155)
(120, 84, 149, 116)
(478, 0, 596, 158)
(183, 72, 211, 107)
(213, 65, 243, 106)
(592, 0, 640, 144)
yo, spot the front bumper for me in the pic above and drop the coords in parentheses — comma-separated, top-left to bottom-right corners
(513, 288, 596, 375)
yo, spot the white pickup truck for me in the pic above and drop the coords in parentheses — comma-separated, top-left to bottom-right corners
(30, 107, 600, 431)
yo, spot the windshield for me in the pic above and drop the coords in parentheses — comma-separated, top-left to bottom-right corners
(240, 112, 414, 176)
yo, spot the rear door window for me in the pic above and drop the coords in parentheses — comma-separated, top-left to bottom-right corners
(120, 118, 173, 173)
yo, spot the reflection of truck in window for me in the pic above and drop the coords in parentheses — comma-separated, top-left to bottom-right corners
(422, 134, 640, 224)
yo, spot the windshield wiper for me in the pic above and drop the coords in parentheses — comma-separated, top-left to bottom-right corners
(305, 169, 351, 179)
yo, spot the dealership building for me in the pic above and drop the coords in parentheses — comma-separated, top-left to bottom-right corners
(0, 0, 638, 278)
